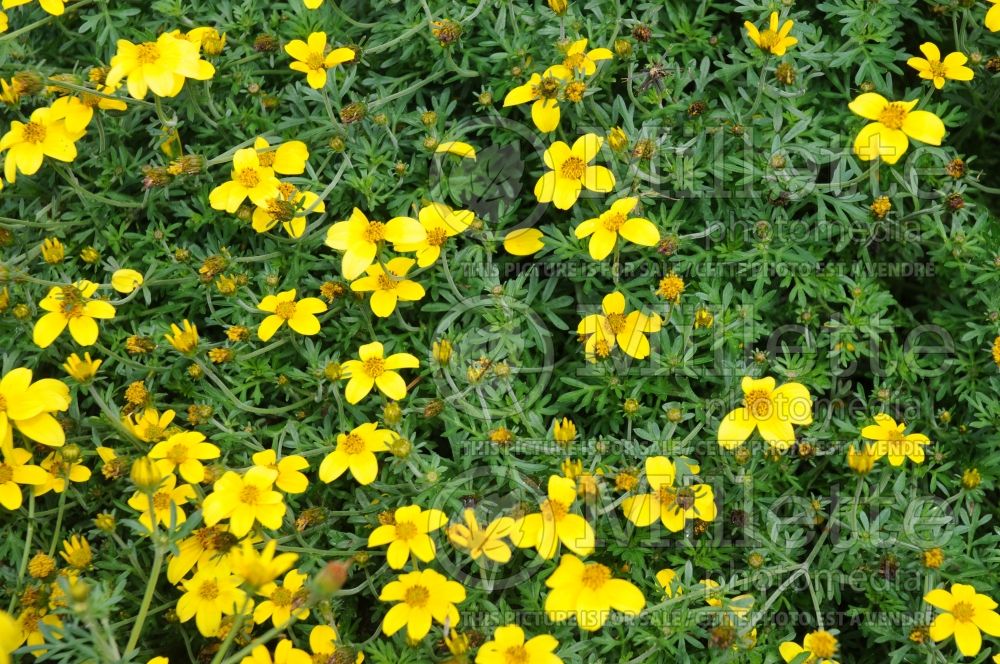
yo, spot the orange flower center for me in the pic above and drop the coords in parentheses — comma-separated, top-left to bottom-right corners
(928, 60, 948, 79)
(743, 389, 773, 418)
(884, 428, 903, 443)
(239, 484, 261, 505)
(258, 151, 276, 167)
(266, 198, 296, 222)
(563, 52, 586, 70)
(342, 433, 365, 454)
(198, 579, 220, 601)
(377, 274, 397, 290)
(878, 103, 908, 131)
(363, 357, 385, 378)
(136, 43, 161, 64)
(270, 586, 293, 607)
(23, 121, 47, 144)
(427, 227, 448, 247)
(541, 498, 567, 522)
(395, 520, 418, 540)
(0, 463, 13, 484)
(594, 339, 611, 358)
(535, 77, 561, 100)
(236, 168, 261, 188)
(657, 485, 676, 508)
(559, 156, 586, 180)
(58, 285, 86, 319)
(605, 312, 627, 335)
(274, 301, 297, 320)
(504, 645, 530, 664)
(951, 601, 975, 623)
(806, 630, 838, 657)
(602, 212, 626, 232)
(152, 491, 171, 511)
(580, 563, 611, 590)
(365, 221, 386, 242)
(758, 29, 780, 50)
(306, 51, 327, 70)
(166, 443, 188, 465)
(675, 486, 695, 510)
(404, 584, 430, 607)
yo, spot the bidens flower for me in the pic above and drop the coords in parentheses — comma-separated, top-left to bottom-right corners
(849, 93, 945, 165)
(33, 281, 116, 349)
(0, 367, 71, 450)
(574, 197, 659, 260)
(0, 100, 86, 183)
(252, 184, 324, 239)
(447, 509, 516, 563)
(391, 202, 473, 267)
(779, 630, 839, 663)
(0, 448, 47, 510)
(367, 504, 447, 569)
(718, 376, 813, 450)
(2, 0, 65, 16)
(510, 475, 594, 559)
(209, 147, 281, 213)
(325, 208, 426, 280)
(378, 568, 466, 640)
(476, 625, 563, 664)
(350, 258, 426, 318)
(860, 413, 930, 466)
(621, 456, 717, 531)
(202, 467, 286, 537)
(576, 291, 662, 362)
(560, 38, 613, 76)
(503, 67, 572, 133)
(319, 422, 393, 486)
(105, 31, 215, 99)
(744, 12, 798, 56)
(907, 42, 974, 89)
(176, 562, 246, 637)
(285, 32, 354, 89)
(256, 289, 328, 341)
(534, 134, 615, 210)
(544, 554, 645, 631)
(148, 431, 220, 483)
(924, 584, 1000, 657)
(341, 341, 419, 404)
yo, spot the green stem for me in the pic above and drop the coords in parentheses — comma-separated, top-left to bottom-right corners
(10, 490, 35, 611)
(47, 484, 69, 557)
(210, 596, 251, 664)
(123, 542, 165, 656)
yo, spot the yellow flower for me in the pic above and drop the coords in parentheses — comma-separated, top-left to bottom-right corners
(256, 289, 328, 341)
(319, 422, 393, 486)
(2, 0, 63, 16)
(574, 197, 659, 260)
(308, 625, 363, 663)
(187, 27, 226, 56)
(435, 141, 476, 159)
(846, 443, 877, 474)
(284, 32, 354, 89)
(350, 258, 426, 318)
(341, 341, 419, 404)
(164, 319, 198, 353)
(253, 136, 309, 174)
(744, 12, 797, 56)
(621, 456, 717, 531)
(127, 472, 196, 531)
(210, 147, 282, 213)
(553, 418, 577, 445)
(0, 367, 71, 450)
(129, 456, 164, 492)
(252, 184, 324, 239)
(503, 67, 572, 132)
(59, 534, 92, 570)
(534, 133, 615, 210)
(576, 291, 662, 362)
(392, 202, 474, 267)
(779, 630, 839, 663)
(33, 280, 116, 348)
(0, 100, 86, 183)
(503, 228, 544, 256)
(125, 407, 175, 442)
(230, 538, 298, 589)
(930, 583, 1000, 656)
(447, 508, 516, 563)
(544, 554, 645, 631)
(40, 237, 64, 264)
(324, 208, 426, 280)
(0, 448, 47, 510)
(252, 569, 310, 628)
(35, 450, 90, 496)
(989, 0, 1000, 31)
(561, 38, 613, 76)
(15, 609, 62, 654)
(106, 31, 213, 99)
(656, 568, 682, 598)
(907, 43, 974, 89)
(110, 268, 143, 293)
(368, 504, 448, 569)
(717, 376, 813, 450)
(848, 93, 945, 165)
(241, 639, 312, 664)
(251, 450, 309, 494)
(378, 568, 466, 640)
(510, 475, 594, 559)
(475, 624, 563, 664)
(176, 562, 246, 637)
(166, 525, 237, 583)
(149, 431, 220, 483)
(0, 610, 18, 664)
(860, 413, 930, 466)
(202, 467, 286, 537)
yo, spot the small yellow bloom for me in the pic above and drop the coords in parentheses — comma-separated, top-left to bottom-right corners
(925, 584, 1000, 658)
(534, 133, 615, 210)
(378, 568, 465, 640)
(718, 376, 813, 450)
(0, 448, 48, 510)
(176, 562, 246, 637)
(350, 258, 425, 318)
(0, 366, 71, 451)
(503, 67, 572, 133)
(779, 630, 838, 663)
(252, 566, 310, 626)
(251, 449, 309, 494)
(252, 184, 324, 239)
(860, 413, 930, 466)
(435, 141, 476, 159)
(907, 42, 974, 89)
(34, 280, 116, 348)
(744, 12, 797, 56)
(127, 472, 195, 531)
(40, 237, 64, 264)
(111, 268, 143, 293)
(230, 538, 298, 589)
(202, 467, 286, 537)
(574, 197, 659, 260)
(125, 407, 175, 443)
(256, 289, 328, 341)
(621, 456, 716, 531)
(165, 319, 199, 353)
(510, 475, 594, 559)
(503, 228, 544, 256)
(849, 93, 945, 165)
(447, 508, 516, 563)
(368, 504, 447, 569)
(846, 443, 876, 474)
(577, 291, 662, 362)
(59, 534, 92, 570)
(391, 202, 473, 267)
(655, 568, 682, 598)
(149, 431, 220, 483)
(560, 38, 613, 76)
(553, 418, 577, 445)
(325, 207, 426, 279)
(341, 341, 419, 404)
(544, 554, 645, 631)
(209, 147, 281, 213)
(476, 624, 563, 664)
(319, 422, 393, 486)
(285, 32, 354, 89)
(0, 99, 87, 183)
(105, 31, 215, 99)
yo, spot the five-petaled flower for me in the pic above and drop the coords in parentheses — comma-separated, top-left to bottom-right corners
(209, 147, 281, 213)
(544, 554, 645, 631)
(744, 12, 798, 56)
(848, 93, 945, 165)
(718, 376, 813, 450)
(534, 134, 615, 210)
(924, 584, 1000, 658)
(860, 413, 931, 466)
(350, 257, 426, 318)
(907, 42, 974, 89)
(574, 197, 659, 261)
(378, 568, 466, 640)
(325, 208, 426, 280)
(285, 32, 355, 89)
(340, 341, 419, 404)
(576, 291, 662, 362)
(510, 475, 595, 559)
(621, 456, 717, 531)
(33, 280, 116, 349)
(256, 289, 328, 341)
(319, 422, 393, 486)
(367, 504, 448, 569)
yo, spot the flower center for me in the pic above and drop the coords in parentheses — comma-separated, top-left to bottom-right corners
(951, 601, 975, 623)
(404, 585, 430, 607)
(536, 77, 561, 99)
(878, 103, 908, 131)
(675, 486, 695, 510)
(23, 121, 47, 144)
(0, 395, 6, 413)
(605, 312, 627, 335)
(758, 29, 780, 50)
(342, 433, 365, 454)
(426, 227, 448, 247)
(240, 485, 260, 505)
(270, 587, 293, 607)
(376, 274, 397, 290)
(136, 43, 160, 64)
(152, 491, 171, 511)
(593, 339, 611, 358)
(363, 357, 385, 378)
(743, 389, 773, 419)
(559, 156, 586, 180)
(237, 168, 261, 188)
(581, 563, 611, 590)
(657, 485, 676, 508)
(166, 443, 188, 465)
(0, 464, 13, 484)
(504, 645, 530, 664)
(885, 428, 903, 443)
(928, 60, 948, 79)
(365, 221, 386, 242)
(258, 151, 276, 167)
(306, 51, 327, 70)
(564, 52, 586, 70)
(141, 423, 165, 441)
(266, 199, 296, 222)
(58, 285, 86, 319)
(541, 498, 567, 522)
(602, 212, 626, 232)
(806, 630, 837, 658)
(198, 580, 220, 601)
(274, 301, 297, 320)
(395, 521, 418, 540)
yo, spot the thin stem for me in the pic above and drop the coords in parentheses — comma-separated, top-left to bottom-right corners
(123, 542, 164, 656)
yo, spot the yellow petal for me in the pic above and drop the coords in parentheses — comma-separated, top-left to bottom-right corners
(435, 141, 476, 159)
(503, 228, 544, 256)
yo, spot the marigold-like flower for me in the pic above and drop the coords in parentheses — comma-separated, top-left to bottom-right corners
(448, 509, 516, 563)
(744, 12, 797, 55)
(503, 67, 572, 132)
(577, 291, 662, 362)
(779, 630, 839, 663)
(860, 413, 930, 466)
(15, 609, 62, 653)
(391, 202, 473, 267)
(125, 407, 174, 443)
(341, 341, 419, 404)
(510, 475, 594, 559)
(256, 289, 327, 341)
(166, 525, 238, 583)
(229, 538, 298, 589)
(285, 32, 354, 89)
(33, 280, 116, 349)
(319, 422, 393, 486)
(924, 584, 1000, 657)
(0, 99, 87, 183)
(251, 450, 309, 494)
(177, 562, 246, 637)
(40, 237, 64, 264)
(325, 208, 426, 279)
(350, 258, 426, 317)
(575, 197, 658, 260)
(560, 38, 613, 76)
(621, 456, 717, 531)
(165, 319, 199, 353)
(534, 134, 615, 210)
(252, 184, 324, 239)
(105, 31, 215, 99)
(907, 43, 974, 89)
(544, 554, 645, 631)
(149, 431, 220, 483)
(210, 147, 281, 213)
(476, 624, 563, 664)
(378, 568, 466, 640)
(202, 467, 286, 537)
(127, 472, 195, 531)
(848, 93, 945, 165)
(368, 504, 448, 569)
(0, 448, 47, 510)
(0, 367, 71, 450)
(718, 376, 813, 450)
